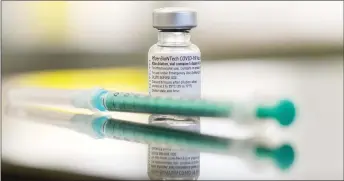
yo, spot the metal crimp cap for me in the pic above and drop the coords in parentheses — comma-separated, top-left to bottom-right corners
(153, 7, 197, 30)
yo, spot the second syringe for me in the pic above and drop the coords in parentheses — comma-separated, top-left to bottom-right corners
(6, 103, 295, 171)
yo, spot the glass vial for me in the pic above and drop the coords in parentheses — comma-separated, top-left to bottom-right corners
(147, 7, 201, 180)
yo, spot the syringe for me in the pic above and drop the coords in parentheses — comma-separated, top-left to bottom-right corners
(6, 104, 295, 171)
(6, 87, 296, 127)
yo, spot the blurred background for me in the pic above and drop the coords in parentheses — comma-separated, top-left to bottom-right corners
(2, 1, 343, 74)
(1, 1, 343, 180)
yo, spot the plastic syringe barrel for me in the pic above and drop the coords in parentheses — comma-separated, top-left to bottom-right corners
(77, 88, 296, 127)
(7, 87, 296, 127)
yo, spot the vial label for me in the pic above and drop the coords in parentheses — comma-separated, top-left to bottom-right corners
(148, 120, 200, 179)
(148, 53, 201, 98)
(148, 52, 201, 179)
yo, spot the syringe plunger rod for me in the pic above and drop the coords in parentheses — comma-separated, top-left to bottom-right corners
(74, 88, 296, 127)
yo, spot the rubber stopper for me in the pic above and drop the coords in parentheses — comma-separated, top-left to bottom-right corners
(91, 88, 109, 111)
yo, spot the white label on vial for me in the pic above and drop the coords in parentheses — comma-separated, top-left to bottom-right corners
(148, 53, 201, 179)
(148, 53, 201, 98)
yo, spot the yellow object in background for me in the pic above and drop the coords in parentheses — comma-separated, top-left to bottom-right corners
(23, 3, 147, 92)
(17, 68, 148, 92)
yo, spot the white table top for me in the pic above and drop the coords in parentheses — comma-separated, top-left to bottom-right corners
(2, 57, 343, 180)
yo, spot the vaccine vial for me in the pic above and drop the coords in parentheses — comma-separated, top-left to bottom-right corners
(147, 7, 201, 180)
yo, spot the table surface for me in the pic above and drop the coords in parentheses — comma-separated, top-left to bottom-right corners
(2, 57, 343, 180)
